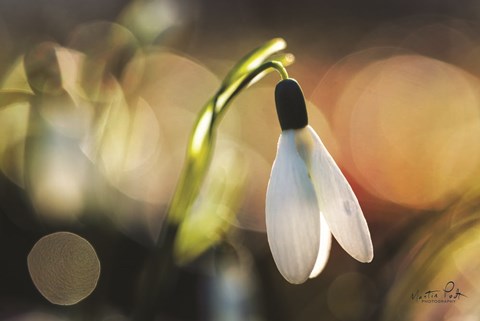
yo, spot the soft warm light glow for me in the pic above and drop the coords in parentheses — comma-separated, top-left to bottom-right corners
(315, 52, 480, 209)
(31, 145, 86, 222)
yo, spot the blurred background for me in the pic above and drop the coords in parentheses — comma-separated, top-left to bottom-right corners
(2, 0, 480, 320)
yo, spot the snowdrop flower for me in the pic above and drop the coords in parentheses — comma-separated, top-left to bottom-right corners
(266, 79, 373, 284)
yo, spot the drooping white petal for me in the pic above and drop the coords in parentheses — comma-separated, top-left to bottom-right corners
(266, 130, 320, 284)
(303, 125, 373, 263)
(309, 214, 332, 278)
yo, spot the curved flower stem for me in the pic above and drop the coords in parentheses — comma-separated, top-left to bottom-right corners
(213, 60, 289, 120)
(220, 38, 288, 92)
(168, 59, 291, 225)
(133, 39, 293, 321)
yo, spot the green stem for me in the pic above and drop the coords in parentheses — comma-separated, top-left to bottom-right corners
(214, 60, 289, 120)
(168, 59, 290, 225)
(133, 40, 293, 321)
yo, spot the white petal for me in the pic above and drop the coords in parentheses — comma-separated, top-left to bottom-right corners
(266, 130, 320, 284)
(304, 125, 373, 263)
(309, 214, 332, 278)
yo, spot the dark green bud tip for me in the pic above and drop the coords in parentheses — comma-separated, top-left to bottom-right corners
(274, 78, 308, 130)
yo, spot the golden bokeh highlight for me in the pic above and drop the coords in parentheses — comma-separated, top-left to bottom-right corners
(29, 145, 87, 222)
(78, 49, 226, 244)
(82, 96, 162, 187)
(112, 50, 222, 205)
(27, 232, 100, 306)
(36, 48, 93, 139)
(382, 192, 480, 321)
(314, 52, 480, 209)
(67, 21, 139, 103)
